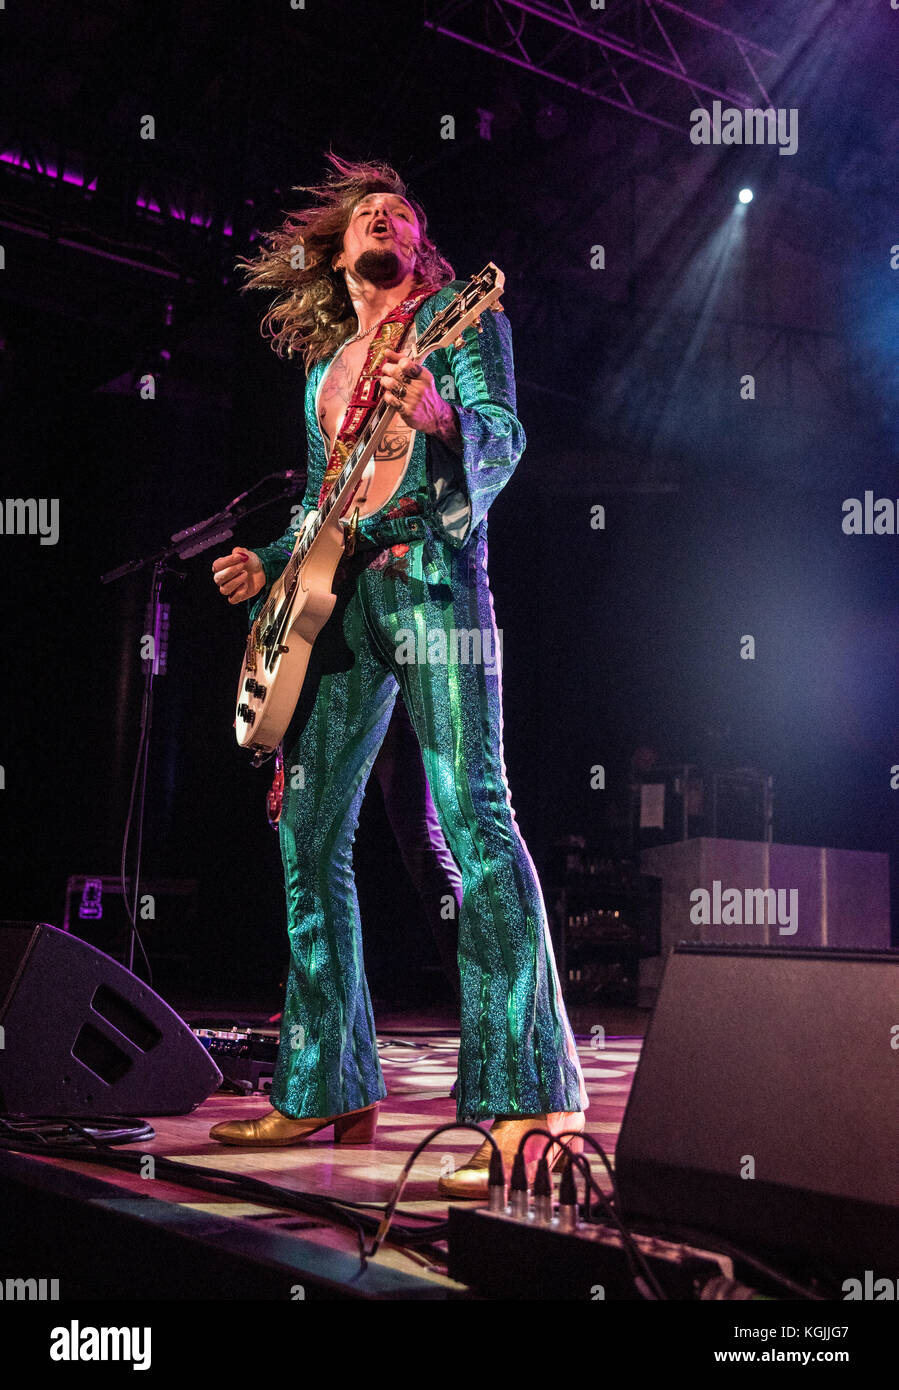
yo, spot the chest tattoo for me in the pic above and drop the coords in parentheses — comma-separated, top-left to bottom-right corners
(319, 353, 355, 417)
(374, 430, 411, 461)
(318, 347, 413, 461)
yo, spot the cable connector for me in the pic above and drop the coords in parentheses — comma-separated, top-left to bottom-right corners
(557, 1154, 579, 1231)
(532, 1156, 553, 1224)
(509, 1150, 529, 1218)
(487, 1146, 506, 1212)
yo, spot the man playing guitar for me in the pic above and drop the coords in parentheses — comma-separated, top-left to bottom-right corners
(210, 155, 586, 1196)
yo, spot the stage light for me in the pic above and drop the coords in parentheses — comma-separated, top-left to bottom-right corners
(738, 188, 754, 204)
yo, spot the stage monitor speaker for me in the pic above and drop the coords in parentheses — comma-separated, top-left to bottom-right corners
(615, 943, 899, 1280)
(0, 922, 222, 1116)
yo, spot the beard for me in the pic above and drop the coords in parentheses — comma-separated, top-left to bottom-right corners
(352, 248, 406, 287)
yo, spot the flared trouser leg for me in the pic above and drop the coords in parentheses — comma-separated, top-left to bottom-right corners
(355, 536, 588, 1123)
(269, 576, 397, 1119)
(373, 695, 463, 1000)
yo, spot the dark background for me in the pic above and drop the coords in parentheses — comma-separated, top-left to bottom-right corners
(1, 0, 897, 1007)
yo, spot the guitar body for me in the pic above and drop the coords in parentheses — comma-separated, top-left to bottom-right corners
(234, 514, 345, 753)
(233, 263, 506, 758)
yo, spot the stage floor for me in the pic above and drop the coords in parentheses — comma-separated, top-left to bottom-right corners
(20, 1017, 643, 1294)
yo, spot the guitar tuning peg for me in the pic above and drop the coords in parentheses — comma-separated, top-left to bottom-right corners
(492, 302, 505, 314)
(475, 315, 484, 333)
(453, 334, 465, 349)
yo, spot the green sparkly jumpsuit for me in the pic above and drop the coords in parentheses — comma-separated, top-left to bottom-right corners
(248, 281, 587, 1124)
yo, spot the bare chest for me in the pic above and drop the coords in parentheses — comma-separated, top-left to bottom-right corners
(317, 338, 369, 451)
(316, 337, 416, 516)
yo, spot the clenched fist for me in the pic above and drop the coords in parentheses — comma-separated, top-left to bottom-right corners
(212, 548, 265, 605)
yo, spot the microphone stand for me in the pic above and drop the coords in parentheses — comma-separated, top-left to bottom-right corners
(100, 470, 304, 978)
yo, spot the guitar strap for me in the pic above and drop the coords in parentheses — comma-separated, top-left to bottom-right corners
(317, 283, 441, 508)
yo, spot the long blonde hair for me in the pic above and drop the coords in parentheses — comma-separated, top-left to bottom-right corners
(237, 153, 454, 370)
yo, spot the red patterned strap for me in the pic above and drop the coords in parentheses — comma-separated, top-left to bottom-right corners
(266, 744, 284, 828)
(316, 284, 441, 508)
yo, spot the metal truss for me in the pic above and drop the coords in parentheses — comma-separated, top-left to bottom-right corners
(424, 0, 781, 133)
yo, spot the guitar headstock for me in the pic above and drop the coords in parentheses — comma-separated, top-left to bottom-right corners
(416, 263, 505, 357)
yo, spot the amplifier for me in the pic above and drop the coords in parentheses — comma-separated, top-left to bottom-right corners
(447, 1205, 734, 1300)
(195, 1028, 279, 1095)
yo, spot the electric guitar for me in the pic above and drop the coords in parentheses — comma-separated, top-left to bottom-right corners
(234, 262, 505, 757)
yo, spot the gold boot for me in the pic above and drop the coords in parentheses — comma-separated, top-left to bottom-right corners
(209, 1101, 379, 1148)
(438, 1110, 585, 1199)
